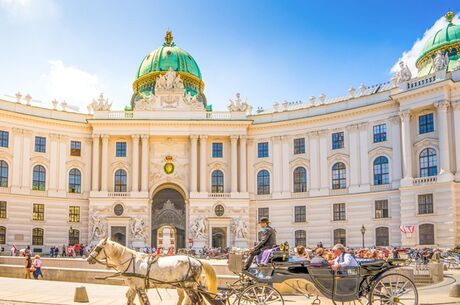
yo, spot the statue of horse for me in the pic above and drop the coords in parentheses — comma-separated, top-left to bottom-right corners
(87, 238, 217, 305)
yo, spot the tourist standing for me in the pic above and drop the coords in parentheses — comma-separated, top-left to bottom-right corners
(24, 255, 32, 279)
(32, 255, 43, 279)
(11, 245, 17, 256)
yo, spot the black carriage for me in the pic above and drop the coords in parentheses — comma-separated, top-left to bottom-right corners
(209, 252, 418, 305)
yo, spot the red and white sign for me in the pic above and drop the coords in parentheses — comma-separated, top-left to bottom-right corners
(399, 225, 415, 234)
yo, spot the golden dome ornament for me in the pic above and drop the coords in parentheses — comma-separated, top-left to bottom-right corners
(163, 155, 175, 175)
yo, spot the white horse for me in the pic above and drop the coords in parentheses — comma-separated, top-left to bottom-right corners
(87, 238, 217, 305)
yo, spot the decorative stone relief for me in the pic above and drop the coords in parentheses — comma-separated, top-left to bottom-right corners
(231, 216, 248, 239)
(90, 213, 107, 242)
(433, 50, 449, 72)
(190, 216, 207, 240)
(130, 217, 147, 243)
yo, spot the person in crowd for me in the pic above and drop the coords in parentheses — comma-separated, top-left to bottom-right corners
(244, 217, 276, 270)
(24, 245, 31, 257)
(79, 244, 84, 257)
(295, 245, 310, 260)
(167, 246, 175, 256)
(32, 255, 43, 279)
(316, 241, 323, 249)
(62, 245, 67, 257)
(310, 248, 329, 267)
(74, 243, 81, 256)
(11, 245, 17, 256)
(331, 244, 358, 272)
(54, 247, 59, 257)
(24, 254, 32, 279)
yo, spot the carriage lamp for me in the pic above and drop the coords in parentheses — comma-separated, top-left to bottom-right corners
(360, 225, 366, 248)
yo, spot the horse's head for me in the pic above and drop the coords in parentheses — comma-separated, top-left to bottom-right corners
(87, 237, 109, 265)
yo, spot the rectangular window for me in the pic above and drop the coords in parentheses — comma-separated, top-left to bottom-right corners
(418, 194, 434, 215)
(333, 203, 346, 221)
(70, 141, 81, 156)
(373, 124, 387, 143)
(293, 138, 305, 155)
(32, 203, 44, 221)
(0, 131, 9, 148)
(294, 206, 306, 223)
(419, 113, 434, 134)
(0, 201, 6, 218)
(35, 136, 46, 153)
(375, 200, 389, 219)
(116, 142, 127, 157)
(258, 142, 269, 158)
(32, 228, 43, 246)
(212, 143, 223, 158)
(332, 132, 344, 150)
(69, 206, 80, 223)
(258, 207, 269, 221)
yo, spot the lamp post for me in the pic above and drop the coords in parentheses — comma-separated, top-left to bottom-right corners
(360, 225, 366, 248)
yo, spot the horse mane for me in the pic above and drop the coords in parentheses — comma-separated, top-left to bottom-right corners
(107, 240, 136, 259)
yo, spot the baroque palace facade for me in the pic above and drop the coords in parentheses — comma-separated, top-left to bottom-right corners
(2, 13, 460, 253)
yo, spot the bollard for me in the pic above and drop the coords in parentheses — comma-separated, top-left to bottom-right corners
(74, 286, 89, 303)
(449, 284, 460, 298)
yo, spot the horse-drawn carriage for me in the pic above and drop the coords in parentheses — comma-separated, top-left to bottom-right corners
(206, 251, 418, 305)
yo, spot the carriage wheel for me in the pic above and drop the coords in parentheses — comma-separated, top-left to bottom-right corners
(237, 284, 284, 305)
(369, 273, 418, 305)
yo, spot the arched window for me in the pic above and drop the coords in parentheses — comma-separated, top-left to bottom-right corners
(69, 229, 80, 246)
(333, 228, 346, 246)
(257, 170, 270, 195)
(295, 230, 306, 247)
(211, 170, 224, 193)
(419, 223, 435, 245)
(32, 228, 44, 246)
(68, 168, 81, 193)
(419, 148, 437, 177)
(32, 165, 46, 191)
(0, 226, 5, 244)
(114, 169, 127, 192)
(375, 227, 389, 247)
(373, 156, 390, 185)
(293, 167, 307, 193)
(0, 160, 8, 187)
(332, 162, 346, 189)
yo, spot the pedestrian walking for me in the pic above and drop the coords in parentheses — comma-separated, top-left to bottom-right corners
(24, 255, 32, 279)
(32, 255, 43, 279)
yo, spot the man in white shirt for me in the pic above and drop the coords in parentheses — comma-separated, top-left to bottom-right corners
(331, 244, 358, 272)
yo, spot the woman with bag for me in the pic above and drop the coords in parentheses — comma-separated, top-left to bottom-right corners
(32, 255, 43, 279)
(24, 255, 32, 279)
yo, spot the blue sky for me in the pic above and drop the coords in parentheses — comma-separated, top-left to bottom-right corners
(0, 0, 458, 111)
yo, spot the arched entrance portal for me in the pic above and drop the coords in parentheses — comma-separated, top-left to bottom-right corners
(151, 188, 186, 250)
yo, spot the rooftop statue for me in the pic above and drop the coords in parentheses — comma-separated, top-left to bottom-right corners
(228, 92, 252, 113)
(89, 93, 112, 112)
(155, 67, 184, 90)
(433, 50, 449, 72)
(398, 61, 412, 83)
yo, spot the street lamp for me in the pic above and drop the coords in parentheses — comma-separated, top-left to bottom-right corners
(360, 225, 366, 248)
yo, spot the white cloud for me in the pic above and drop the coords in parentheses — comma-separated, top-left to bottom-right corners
(0, 0, 57, 21)
(41, 60, 105, 109)
(391, 12, 460, 75)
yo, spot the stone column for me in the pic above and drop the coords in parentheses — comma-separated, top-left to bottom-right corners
(11, 128, 23, 191)
(347, 125, 360, 191)
(21, 130, 32, 190)
(83, 138, 92, 193)
(100, 134, 109, 192)
(131, 134, 140, 192)
(91, 134, 100, 191)
(247, 139, 255, 194)
(435, 100, 453, 181)
(272, 136, 282, 196)
(231, 135, 238, 193)
(318, 130, 329, 193)
(308, 132, 320, 192)
(58, 135, 68, 193)
(141, 135, 149, 192)
(453, 101, 460, 181)
(400, 110, 413, 186)
(199, 135, 208, 193)
(358, 123, 370, 188)
(49, 134, 59, 192)
(390, 116, 402, 187)
(190, 135, 199, 193)
(239, 136, 247, 193)
(281, 135, 291, 194)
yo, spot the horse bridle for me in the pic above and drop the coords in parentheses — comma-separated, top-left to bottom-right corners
(88, 245, 109, 265)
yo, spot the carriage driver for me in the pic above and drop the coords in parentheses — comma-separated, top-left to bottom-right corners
(243, 217, 277, 270)
(331, 243, 358, 272)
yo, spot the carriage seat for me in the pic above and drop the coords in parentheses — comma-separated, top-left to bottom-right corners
(357, 259, 387, 271)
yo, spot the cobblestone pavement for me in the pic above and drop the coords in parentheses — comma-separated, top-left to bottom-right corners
(0, 273, 459, 305)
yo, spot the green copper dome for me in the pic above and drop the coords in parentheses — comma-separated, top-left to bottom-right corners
(416, 11, 460, 76)
(131, 32, 206, 107)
